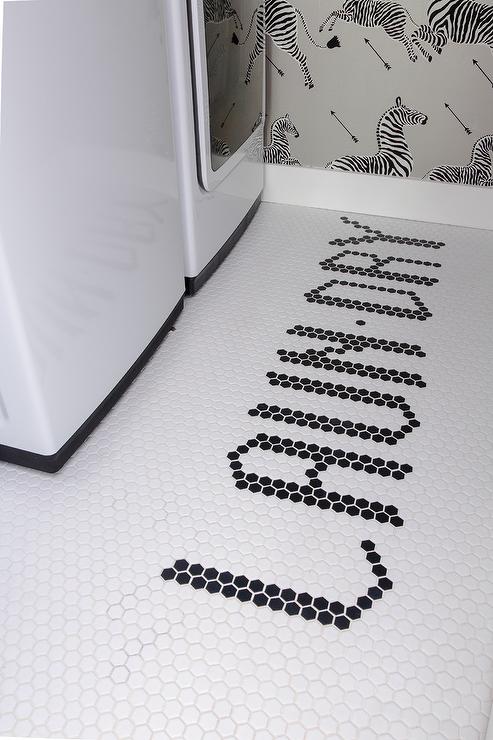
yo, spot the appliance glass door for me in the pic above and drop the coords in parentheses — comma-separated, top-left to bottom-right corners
(188, 0, 264, 191)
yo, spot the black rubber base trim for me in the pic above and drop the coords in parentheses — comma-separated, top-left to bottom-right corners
(185, 193, 262, 295)
(0, 296, 185, 474)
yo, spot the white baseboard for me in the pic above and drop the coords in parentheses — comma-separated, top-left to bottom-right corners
(263, 164, 493, 231)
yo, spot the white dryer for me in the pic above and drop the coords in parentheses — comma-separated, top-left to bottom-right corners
(0, 0, 185, 472)
(166, 0, 265, 294)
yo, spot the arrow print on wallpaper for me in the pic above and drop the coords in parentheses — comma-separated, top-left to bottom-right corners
(221, 102, 236, 129)
(444, 102, 472, 135)
(364, 38, 391, 70)
(330, 111, 359, 143)
(267, 56, 285, 77)
(472, 59, 493, 88)
(207, 33, 220, 58)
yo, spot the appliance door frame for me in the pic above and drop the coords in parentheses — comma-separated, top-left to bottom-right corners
(187, 0, 264, 192)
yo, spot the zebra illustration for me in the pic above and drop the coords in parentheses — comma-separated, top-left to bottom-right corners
(204, 0, 242, 29)
(411, 0, 493, 57)
(264, 114, 301, 165)
(233, 0, 337, 90)
(326, 97, 428, 177)
(211, 135, 231, 157)
(246, 113, 265, 161)
(425, 134, 493, 185)
(319, 0, 432, 62)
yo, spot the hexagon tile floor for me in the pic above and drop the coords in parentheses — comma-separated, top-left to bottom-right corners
(1, 203, 493, 740)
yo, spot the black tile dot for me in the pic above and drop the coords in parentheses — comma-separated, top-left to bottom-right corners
(346, 606, 362, 620)
(238, 589, 253, 602)
(285, 602, 301, 616)
(329, 601, 344, 615)
(218, 571, 234, 584)
(357, 596, 373, 610)
(253, 592, 269, 607)
(161, 568, 176, 581)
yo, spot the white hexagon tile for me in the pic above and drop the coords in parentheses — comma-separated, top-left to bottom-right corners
(1, 203, 492, 740)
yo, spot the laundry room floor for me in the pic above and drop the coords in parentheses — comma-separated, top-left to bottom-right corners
(1, 203, 492, 740)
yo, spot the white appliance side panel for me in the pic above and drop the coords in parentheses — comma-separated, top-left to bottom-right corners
(0, 235, 55, 453)
(0, 0, 184, 455)
(166, 0, 263, 280)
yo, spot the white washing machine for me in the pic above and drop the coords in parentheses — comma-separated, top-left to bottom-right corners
(166, 0, 265, 294)
(0, 0, 185, 472)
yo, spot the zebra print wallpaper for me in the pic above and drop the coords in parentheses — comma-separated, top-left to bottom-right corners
(258, 0, 493, 185)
